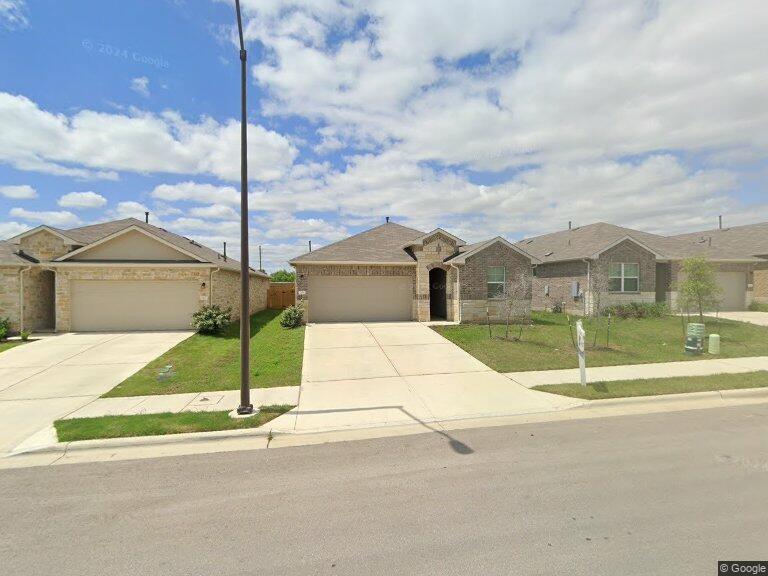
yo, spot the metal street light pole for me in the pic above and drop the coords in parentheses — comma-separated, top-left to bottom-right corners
(234, 0, 253, 415)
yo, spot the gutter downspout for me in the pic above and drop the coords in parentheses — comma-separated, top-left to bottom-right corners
(19, 266, 32, 334)
(209, 267, 221, 307)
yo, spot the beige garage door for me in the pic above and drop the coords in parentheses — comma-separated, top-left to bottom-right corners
(716, 272, 747, 311)
(71, 280, 200, 331)
(308, 276, 413, 322)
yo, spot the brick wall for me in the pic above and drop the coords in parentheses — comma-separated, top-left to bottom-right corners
(19, 230, 72, 261)
(414, 232, 459, 321)
(531, 260, 588, 314)
(458, 242, 533, 323)
(294, 264, 417, 322)
(0, 267, 21, 332)
(55, 267, 211, 332)
(23, 268, 55, 331)
(755, 265, 768, 303)
(211, 269, 269, 320)
(591, 240, 657, 311)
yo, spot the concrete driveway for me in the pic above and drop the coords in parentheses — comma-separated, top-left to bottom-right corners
(713, 311, 768, 326)
(0, 331, 192, 455)
(279, 322, 580, 432)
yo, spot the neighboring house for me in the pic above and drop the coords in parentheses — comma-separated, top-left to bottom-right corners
(516, 221, 768, 314)
(290, 221, 539, 323)
(0, 217, 269, 333)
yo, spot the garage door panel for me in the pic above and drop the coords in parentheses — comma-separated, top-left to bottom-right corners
(71, 280, 200, 331)
(716, 272, 747, 311)
(309, 276, 413, 322)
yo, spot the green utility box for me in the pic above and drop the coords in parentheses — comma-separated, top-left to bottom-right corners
(685, 323, 705, 355)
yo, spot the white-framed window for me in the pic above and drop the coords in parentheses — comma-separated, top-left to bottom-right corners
(609, 262, 640, 292)
(487, 266, 505, 298)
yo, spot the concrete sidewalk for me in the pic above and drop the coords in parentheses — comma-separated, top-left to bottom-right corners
(505, 355, 768, 387)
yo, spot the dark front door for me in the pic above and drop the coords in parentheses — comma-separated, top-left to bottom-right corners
(429, 268, 447, 320)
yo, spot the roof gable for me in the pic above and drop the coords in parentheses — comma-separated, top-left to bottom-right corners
(58, 227, 204, 262)
(447, 237, 539, 264)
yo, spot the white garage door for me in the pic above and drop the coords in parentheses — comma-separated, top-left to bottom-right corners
(71, 280, 200, 331)
(309, 276, 413, 322)
(716, 272, 747, 311)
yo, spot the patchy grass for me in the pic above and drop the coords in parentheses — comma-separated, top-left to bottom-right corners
(55, 405, 294, 442)
(748, 302, 768, 312)
(104, 309, 304, 397)
(434, 311, 768, 372)
(534, 371, 768, 400)
(0, 340, 30, 354)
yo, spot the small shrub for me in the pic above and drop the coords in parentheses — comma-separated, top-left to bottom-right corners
(605, 302, 669, 319)
(280, 305, 304, 328)
(551, 302, 564, 314)
(20, 330, 31, 341)
(748, 301, 768, 312)
(191, 305, 232, 334)
(0, 317, 9, 341)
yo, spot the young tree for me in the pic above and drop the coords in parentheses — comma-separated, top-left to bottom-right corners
(270, 269, 296, 283)
(678, 257, 722, 323)
(589, 262, 612, 346)
(500, 274, 532, 341)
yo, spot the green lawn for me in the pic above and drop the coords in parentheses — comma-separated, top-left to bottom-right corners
(434, 311, 768, 372)
(55, 405, 294, 442)
(103, 309, 304, 397)
(0, 340, 27, 354)
(534, 370, 768, 400)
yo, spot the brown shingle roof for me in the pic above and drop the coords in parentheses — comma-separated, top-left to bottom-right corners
(0, 241, 32, 265)
(290, 222, 425, 264)
(666, 221, 768, 261)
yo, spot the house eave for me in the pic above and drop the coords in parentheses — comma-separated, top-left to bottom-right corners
(290, 260, 418, 266)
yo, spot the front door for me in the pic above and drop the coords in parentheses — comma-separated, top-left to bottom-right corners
(429, 268, 447, 320)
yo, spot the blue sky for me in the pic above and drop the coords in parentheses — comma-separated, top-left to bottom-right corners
(1, 0, 766, 271)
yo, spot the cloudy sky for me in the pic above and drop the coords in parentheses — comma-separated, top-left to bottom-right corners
(1, 0, 766, 271)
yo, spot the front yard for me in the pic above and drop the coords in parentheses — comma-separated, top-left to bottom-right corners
(534, 370, 768, 400)
(434, 312, 768, 372)
(103, 309, 304, 397)
(0, 340, 25, 354)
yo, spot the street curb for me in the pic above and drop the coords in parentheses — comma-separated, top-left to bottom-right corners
(7, 386, 768, 463)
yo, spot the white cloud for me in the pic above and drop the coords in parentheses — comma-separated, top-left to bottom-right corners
(112, 201, 150, 221)
(0, 0, 28, 30)
(0, 92, 298, 182)
(0, 184, 36, 199)
(57, 191, 107, 209)
(9, 207, 81, 228)
(130, 76, 151, 98)
(151, 181, 240, 205)
(0, 220, 28, 239)
(188, 204, 240, 220)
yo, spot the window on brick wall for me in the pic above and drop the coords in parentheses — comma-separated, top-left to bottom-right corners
(609, 262, 640, 292)
(487, 266, 505, 298)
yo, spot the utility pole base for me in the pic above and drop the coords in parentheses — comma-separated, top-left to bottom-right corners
(230, 404, 259, 419)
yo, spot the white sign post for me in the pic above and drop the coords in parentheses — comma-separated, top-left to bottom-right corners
(576, 319, 587, 387)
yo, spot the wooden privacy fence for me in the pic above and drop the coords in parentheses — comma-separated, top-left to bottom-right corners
(268, 282, 296, 309)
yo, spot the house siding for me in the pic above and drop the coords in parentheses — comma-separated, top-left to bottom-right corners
(414, 232, 460, 321)
(755, 266, 768, 304)
(531, 260, 588, 314)
(458, 243, 532, 323)
(19, 230, 72, 261)
(294, 264, 417, 322)
(591, 239, 657, 311)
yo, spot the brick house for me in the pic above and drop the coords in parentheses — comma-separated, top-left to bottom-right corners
(516, 221, 768, 314)
(290, 221, 539, 323)
(0, 218, 269, 333)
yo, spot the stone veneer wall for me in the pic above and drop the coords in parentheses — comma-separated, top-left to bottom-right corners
(458, 242, 533, 323)
(19, 230, 72, 261)
(23, 268, 55, 331)
(414, 232, 460, 321)
(55, 267, 211, 332)
(211, 269, 269, 319)
(754, 266, 768, 303)
(531, 260, 588, 314)
(294, 264, 417, 322)
(0, 267, 21, 332)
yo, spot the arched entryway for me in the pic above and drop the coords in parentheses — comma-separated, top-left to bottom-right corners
(429, 267, 447, 320)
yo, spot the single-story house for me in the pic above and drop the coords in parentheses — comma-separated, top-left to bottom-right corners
(516, 221, 768, 314)
(0, 217, 269, 333)
(290, 221, 539, 323)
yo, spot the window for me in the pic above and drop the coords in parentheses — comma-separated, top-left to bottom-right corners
(487, 266, 505, 298)
(608, 263, 639, 292)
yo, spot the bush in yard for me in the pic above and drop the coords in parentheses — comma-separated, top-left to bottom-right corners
(605, 302, 669, 319)
(20, 330, 31, 341)
(280, 305, 304, 328)
(191, 305, 232, 334)
(748, 301, 768, 312)
(0, 317, 9, 341)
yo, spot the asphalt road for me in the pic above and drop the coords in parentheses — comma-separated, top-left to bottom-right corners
(2, 404, 767, 576)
